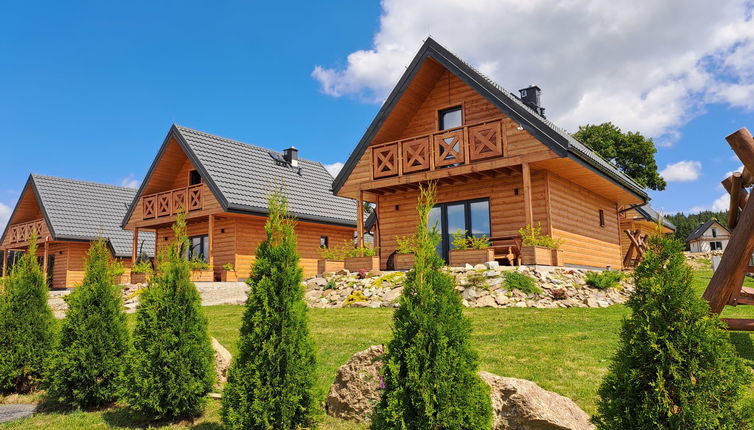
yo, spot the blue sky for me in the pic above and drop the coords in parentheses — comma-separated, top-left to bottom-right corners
(1, 1, 754, 230)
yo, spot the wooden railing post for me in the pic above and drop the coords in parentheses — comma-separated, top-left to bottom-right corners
(132, 227, 139, 264)
(2, 247, 7, 277)
(42, 237, 49, 283)
(208, 214, 214, 270)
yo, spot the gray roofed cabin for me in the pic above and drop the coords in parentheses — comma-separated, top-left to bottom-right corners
(122, 125, 357, 280)
(686, 219, 730, 253)
(1, 174, 155, 289)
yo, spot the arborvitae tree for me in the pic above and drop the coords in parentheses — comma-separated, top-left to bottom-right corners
(0, 235, 55, 393)
(44, 238, 129, 408)
(594, 234, 752, 429)
(372, 183, 492, 429)
(222, 189, 316, 430)
(124, 212, 214, 420)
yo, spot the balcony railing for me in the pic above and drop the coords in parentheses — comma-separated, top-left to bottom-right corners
(371, 118, 504, 179)
(7, 218, 44, 244)
(142, 184, 203, 220)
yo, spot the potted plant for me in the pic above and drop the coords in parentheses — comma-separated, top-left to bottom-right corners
(393, 234, 416, 270)
(221, 262, 237, 282)
(130, 260, 153, 284)
(317, 244, 345, 275)
(448, 230, 494, 266)
(519, 223, 564, 266)
(111, 260, 130, 285)
(189, 257, 213, 282)
(344, 245, 380, 272)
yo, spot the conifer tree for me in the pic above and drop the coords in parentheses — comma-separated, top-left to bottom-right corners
(44, 238, 129, 408)
(372, 183, 492, 429)
(0, 235, 55, 393)
(124, 212, 215, 420)
(222, 188, 316, 430)
(594, 234, 752, 429)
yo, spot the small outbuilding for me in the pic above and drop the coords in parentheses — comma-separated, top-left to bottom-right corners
(686, 219, 730, 252)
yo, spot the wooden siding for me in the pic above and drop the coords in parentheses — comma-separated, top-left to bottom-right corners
(548, 173, 622, 269)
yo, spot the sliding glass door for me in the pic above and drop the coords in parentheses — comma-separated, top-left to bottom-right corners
(427, 198, 491, 261)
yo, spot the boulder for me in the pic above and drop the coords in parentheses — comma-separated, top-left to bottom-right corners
(211, 337, 232, 387)
(383, 287, 404, 302)
(479, 371, 594, 430)
(326, 345, 385, 422)
(474, 295, 498, 308)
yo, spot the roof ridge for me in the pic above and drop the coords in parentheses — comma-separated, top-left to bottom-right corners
(31, 173, 139, 193)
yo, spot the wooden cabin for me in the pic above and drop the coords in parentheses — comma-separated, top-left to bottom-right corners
(687, 220, 730, 252)
(122, 125, 357, 279)
(0, 175, 154, 289)
(619, 204, 675, 266)
(332, 38, 649, 270)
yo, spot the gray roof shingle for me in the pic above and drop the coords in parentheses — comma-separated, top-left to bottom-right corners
(170, 125, 358, 226)
(686, 219, 729, 242)
(30, 174, 154, 258)
(633, 204, 676, 231)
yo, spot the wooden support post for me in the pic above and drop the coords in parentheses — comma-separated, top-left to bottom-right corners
(357, 191, 365, 248)
(132, 227, 139, 263)
(2, 247, 7, 277)
(743, 167, 754, 187)
(522, 162, 534, 227)
(722, 174, 749, 210)
(722, 318, 754, 331)
(42, 237, 49, 282)
(728, 172, 743, 229)
(208, 214, 214, 270)
(704, 128, 754, 314)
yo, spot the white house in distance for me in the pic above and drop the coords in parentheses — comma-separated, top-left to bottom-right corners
(686, 220, 731, 252)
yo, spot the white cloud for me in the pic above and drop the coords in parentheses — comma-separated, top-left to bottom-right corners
(689, 192, 731, 213)
(660, 160, 702, 182)
(119, 174, 139, 189)
(323, 162, 344, 177)
(312, 0, 754, 140)
(0, 203, 11, 233)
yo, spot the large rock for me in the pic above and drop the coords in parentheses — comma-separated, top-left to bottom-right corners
(212, 337, 232, 387)
(326, 345, 385, 422)
(479, 371, 594, 430)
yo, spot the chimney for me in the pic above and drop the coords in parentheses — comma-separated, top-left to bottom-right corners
(519, 85, 545, 117)
(283, 146, 298, 167)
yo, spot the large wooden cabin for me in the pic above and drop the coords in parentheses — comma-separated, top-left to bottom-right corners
(333, 38, 649, 270)
(0, 175, 155, 289)
(122, 125, 357, 279)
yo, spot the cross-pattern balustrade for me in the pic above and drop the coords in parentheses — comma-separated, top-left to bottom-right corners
(142, 184, 203, 220)
(7, 219, 44, 244)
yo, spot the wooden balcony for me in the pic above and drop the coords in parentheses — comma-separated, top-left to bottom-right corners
(142, 184, 204, 220)
(7, 218, 44, 244)
(371, 118, 506, 180)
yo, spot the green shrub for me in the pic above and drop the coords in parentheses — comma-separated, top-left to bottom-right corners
(222, 189, 317, 429)
(0, 236, 55, 394)
(223, 262, 235, 271)
(519, 222, 562, 249)
(188, 257, 210, 270)
(123, 212, 215, 420)
(585, 270, 624, 290)
(110, 260, 126, 277)
(451, 229, 470, 250)
(468, 234, 491, 250)
(320, 246, 342, 260)
(503, 271, 541, 295)
(394, 235, 417, 254)
(344, 290, 368, 306)
(346, 245, 377, 258)
(44, 239, 129, 408)
(373, 183, 492, 429)
(324, 279, 338, 290)
(131, 260, 152, 274)
(372, 272, 406, 289)
(594, 235, 752, 429)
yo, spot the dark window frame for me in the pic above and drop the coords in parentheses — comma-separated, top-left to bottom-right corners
(438, 105, 463, 131)
(186, 234, 209, 263)
(429, 197, 491, 261)
(320, 236, 329, 248)
(189, 169, 202, 186)
(599, 209, 606, 228)
(712, 228, 717, 238)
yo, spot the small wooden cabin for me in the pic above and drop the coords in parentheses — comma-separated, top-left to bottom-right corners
(332, 38, 649, 270)
(0, 175, 154, 289)
(122, 125, 357, 279)
(687, 220, 730, 252)
(619, 203, 675, 256)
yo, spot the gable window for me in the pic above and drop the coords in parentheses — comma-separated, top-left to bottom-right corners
(711, 241, 723, 251)
(189, 170, 202, 186)
(712, 228, 717, 238)
(320, 236, 329, 248)
(599, 209, 606, 227)
(186, 235, 209, 263)
(439, 106, 462, 130)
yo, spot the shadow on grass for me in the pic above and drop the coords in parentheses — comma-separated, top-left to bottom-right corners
(102, 407, 222, 429)
(730, 332, 754, 365)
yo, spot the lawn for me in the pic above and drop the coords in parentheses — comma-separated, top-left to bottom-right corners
(2, 269, 754, 429)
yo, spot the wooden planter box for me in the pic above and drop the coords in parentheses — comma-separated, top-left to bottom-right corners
(220, 270, 237, 282)
(448, 248, 495, 267)
(318, 259, 345, 275)
(344, 256, 380, 272)
(114, 273, 130, 285)
(190, 270, 214, 282)
(394, 253, 415, 270)
(521, 246, 562, 266)
(130, 272, 150, 284)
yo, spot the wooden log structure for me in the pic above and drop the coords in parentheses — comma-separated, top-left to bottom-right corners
(622, 229, 647, 268)
(703, 128, 754, 323)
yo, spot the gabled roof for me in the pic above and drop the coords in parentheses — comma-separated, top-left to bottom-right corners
(123, 125, 358, 228)
(634, 204, 676, 231)
(2, 174, 154, 258)
(686, 219, 730, 242)
(332, 37, 648, 201)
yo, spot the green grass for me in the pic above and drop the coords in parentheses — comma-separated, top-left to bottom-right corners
(3, 269, 754, 429)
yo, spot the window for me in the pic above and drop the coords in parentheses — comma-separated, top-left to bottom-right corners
(427, 198, 491, 261)
(320, 236, 329, 248)
(439, 106, 462, 130)
(712, 228, 717, 238)
(599, 209, 606, 227)
(189, 170, 202, 186)
(186, 235, 209, 262)
(711, 241, 723, 251)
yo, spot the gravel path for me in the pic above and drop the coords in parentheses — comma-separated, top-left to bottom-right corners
(0, 404, 36, 424)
